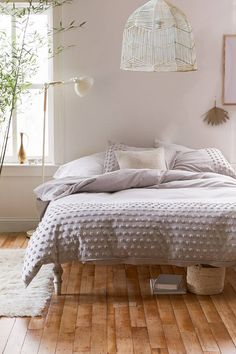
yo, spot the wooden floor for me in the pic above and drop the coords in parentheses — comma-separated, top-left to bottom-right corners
(0, 234, 236, 354)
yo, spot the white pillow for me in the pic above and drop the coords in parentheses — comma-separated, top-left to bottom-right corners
(103, 141, 154, 173)
(154, 139, 193, 152)
(115, 149, 167, 170)
(154, 139, 192, 169)
(53, 152, 105, 179)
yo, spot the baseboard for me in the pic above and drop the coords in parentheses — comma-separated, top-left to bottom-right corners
(0, 218, 39, 233)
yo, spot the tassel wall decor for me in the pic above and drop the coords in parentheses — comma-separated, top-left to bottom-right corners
(203, 101, 230, 126)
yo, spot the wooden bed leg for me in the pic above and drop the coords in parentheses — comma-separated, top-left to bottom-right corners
(53, 263, 63, 296)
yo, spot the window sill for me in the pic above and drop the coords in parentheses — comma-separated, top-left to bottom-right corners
(1, 164, 58, 177)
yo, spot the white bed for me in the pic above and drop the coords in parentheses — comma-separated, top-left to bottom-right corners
(22, 168, 236, 295)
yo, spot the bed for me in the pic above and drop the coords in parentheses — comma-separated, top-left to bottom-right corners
(22, 165, 236, 295)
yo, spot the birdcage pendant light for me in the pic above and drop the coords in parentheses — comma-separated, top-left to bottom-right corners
(121, 0, 197, 72)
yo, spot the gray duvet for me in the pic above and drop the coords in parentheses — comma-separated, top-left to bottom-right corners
(23, 169, 236, 286)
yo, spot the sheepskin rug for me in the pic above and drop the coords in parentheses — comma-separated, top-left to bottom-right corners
(0, 249, 53, 317)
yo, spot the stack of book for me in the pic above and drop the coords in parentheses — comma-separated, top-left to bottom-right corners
(150, 274, 186, 295)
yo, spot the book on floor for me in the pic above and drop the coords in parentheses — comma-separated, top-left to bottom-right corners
(156, 274, 183, 290)
(150, 274, 186, 295)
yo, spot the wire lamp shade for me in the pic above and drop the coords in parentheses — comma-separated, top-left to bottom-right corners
(121, 0, 197, 72)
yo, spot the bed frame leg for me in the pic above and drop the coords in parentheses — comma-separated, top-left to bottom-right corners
(53, 263, 63, 295)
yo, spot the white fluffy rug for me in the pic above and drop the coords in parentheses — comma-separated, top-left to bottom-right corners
(0, 249, 53, 317)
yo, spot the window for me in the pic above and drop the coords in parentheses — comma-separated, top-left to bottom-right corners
(0, 5, 53, 164)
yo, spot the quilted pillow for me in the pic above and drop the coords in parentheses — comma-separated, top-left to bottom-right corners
(54, 152, 105, 179)
(103, 142, 153, 173)
(173, 148, 236, 178)
(115, 148, 166, 170)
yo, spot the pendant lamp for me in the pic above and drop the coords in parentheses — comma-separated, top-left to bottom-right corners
(121, 0, 197, 72)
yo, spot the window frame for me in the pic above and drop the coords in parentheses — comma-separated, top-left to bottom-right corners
(3, 3, 54, 165)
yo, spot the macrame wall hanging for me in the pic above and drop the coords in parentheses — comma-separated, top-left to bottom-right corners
(121, 0, 197, 72)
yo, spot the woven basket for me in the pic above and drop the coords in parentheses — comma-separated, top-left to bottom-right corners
(187, 265, 225, 295)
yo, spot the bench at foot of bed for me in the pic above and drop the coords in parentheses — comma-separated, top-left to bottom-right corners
(53, 263, 63, 295)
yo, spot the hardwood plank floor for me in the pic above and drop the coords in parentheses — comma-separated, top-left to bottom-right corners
(0, 233, 236, 354)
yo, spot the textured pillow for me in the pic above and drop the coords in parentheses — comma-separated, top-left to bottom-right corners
(54, 152, 105, 179)
(154, 139, 191, 169)
(115, 149, 167, 170)
(173, 148, 236, 178)
(103, 142, 153, 173)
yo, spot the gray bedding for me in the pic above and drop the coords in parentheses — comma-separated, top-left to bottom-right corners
(22, 169, 236, 286)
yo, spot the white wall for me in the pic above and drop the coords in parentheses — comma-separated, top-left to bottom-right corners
(0, 166, 56, 232)
(1, 0, 236, 231)
(61, 0, 236, 160)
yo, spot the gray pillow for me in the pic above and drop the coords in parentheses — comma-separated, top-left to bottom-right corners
(173, 148, 236, 178)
